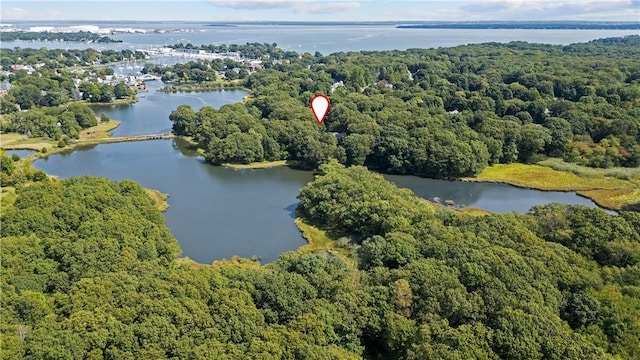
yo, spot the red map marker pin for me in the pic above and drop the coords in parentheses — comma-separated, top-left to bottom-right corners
(310, 94, 330, 125)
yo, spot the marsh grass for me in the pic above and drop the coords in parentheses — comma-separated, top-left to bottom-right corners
(538, 158, 640, 180)
(144, 188, 169, 212)
(467, 163, 639, 210)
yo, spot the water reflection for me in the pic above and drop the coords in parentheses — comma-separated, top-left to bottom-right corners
(284, 203, 298, 219)
(384, 174, 605, 214)
(34, 140, 314, 264)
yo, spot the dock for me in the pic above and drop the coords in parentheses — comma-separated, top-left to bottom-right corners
(76, 133, 175, 144)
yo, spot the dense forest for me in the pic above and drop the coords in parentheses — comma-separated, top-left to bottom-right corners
(170, 36, 640, 175)
(0, 102, 99, 140)
(1, 166, 639, 358)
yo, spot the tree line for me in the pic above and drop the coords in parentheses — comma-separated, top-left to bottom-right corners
(0, 102, 98, 140)
(0, 31, 121, 43)
(167, 41, 297, 60)
(142, 60, 250, 84)
(0, 48, 146, 68)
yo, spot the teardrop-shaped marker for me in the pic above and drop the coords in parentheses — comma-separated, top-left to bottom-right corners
(310, 94, 330, 125)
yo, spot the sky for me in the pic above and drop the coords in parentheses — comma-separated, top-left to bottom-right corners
(1, 0, 639, 22)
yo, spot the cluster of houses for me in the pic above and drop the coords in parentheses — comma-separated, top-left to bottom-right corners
(0, 24, 150, 35)
(1, 46, 269, 101)
(2, 63, 44, 75)
(140, 47, 264, 75)
(70, 69, 149, 93)
(0, 63, 151, 101)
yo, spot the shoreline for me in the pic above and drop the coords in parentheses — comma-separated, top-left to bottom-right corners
(1, 119, 170, 216)
(6, 126, 633, 211)
(461, 177, 617, 210)
(84, 98, 138, 106)
(1, 120, 122, 156)
(462, 163, 639, 211)
(222, 160, 288, 169)
(159, 80, 247, 93)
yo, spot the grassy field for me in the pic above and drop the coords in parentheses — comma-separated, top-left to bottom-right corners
(577, 186, 640, 211)
(175, 257, 205, 269)
(175, 256, 260, 270)
(223, 160, 288, 169)
(0, 186, 17, 210)
(84, 98, 138, 106)
(144, 188, 169, 212)
(295, 218, 354, 258)
(538, 158, 640, 180)
(78, 120, 122, 140)
(1, 120, 121, 154)
(0, 133, 58, 152)
(466, 163, 640, 210)
(295, 218, 335, 251)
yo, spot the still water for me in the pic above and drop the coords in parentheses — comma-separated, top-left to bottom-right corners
(4, 149, 35, 159)
(35, 138, 605, 263)
(384, 174, 601, 214)
(36, 139, 313, 264)
(90, 82, 247, 136)
(3, 22, 638, 54)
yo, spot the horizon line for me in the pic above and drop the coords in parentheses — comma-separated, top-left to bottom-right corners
(2, 20, 640, 24)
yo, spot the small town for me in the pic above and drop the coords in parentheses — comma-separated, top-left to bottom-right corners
(0, 45, 267, 108)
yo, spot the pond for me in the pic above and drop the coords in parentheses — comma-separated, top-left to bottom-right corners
(35, 139, 313, 264)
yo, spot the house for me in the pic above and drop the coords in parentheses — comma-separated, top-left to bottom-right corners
(9, 65, 36, 75)
(331, 132, 345, 143)
(248, 60, 262, 73)
(0, 81, 12, 97)
(375, 80, 393, 89)
(331, 81, 344, 93)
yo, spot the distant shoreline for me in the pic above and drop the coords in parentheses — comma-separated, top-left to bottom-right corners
(202, 21, 640, 29)
(397, 22, 640, 30)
